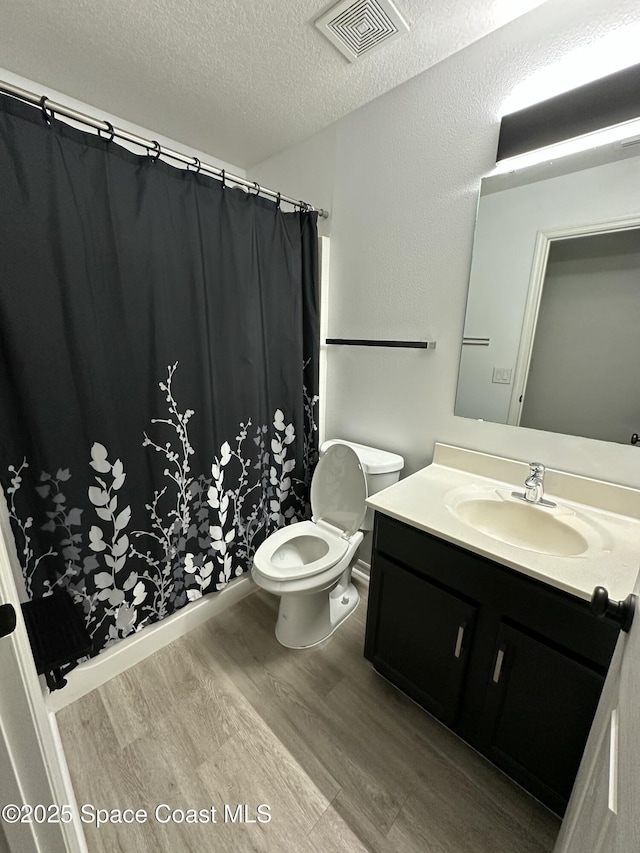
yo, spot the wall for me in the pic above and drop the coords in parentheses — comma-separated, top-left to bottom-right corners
(251, 0, 640, 489)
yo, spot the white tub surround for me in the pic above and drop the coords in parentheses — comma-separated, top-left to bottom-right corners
(366, 443, 640, 603)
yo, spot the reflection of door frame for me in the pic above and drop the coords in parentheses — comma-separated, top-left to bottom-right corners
(507, 213, 640, 426)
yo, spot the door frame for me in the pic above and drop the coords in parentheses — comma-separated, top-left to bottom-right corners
(554, 567, 640, 852)
(507, 213, 640, 426)
(0, 490, 86, 853)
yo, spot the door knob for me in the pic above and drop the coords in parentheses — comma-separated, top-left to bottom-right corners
(631, 433, 639, 445)
(590, 586, 636, 633)
(0, 603, 17, 638)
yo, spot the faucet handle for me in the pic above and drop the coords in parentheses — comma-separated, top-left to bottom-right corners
(529, 462, 545, 477)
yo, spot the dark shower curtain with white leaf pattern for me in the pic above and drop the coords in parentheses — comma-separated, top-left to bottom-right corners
(0, 94, 319, 657)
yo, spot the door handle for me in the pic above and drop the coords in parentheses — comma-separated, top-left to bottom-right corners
(631, 433, 639, 445)
(0, 603, 17, 638)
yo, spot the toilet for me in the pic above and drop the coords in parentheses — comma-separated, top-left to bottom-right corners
(251, 439, 404, 648)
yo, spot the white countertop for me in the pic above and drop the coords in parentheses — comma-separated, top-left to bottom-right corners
(366, 444, 640, 603)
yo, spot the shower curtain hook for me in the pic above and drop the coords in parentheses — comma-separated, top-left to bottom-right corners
(98, 121, 115, 143)
(149, 140, 161, 161)
(40, 95, 53, 126)
(252, 181, 261, 197)
(189, 156, 201, 173)
(276, 192, 281, 210)
(220, 169, 226, 189)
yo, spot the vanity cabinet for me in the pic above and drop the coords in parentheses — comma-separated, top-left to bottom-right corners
(365, 512, 619, 815)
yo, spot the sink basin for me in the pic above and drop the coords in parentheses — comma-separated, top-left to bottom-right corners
(446, 487, 603, 557)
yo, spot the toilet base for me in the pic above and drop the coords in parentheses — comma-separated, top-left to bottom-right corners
(275, 580, 360, 649)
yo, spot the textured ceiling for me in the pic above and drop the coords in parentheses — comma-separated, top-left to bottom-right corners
(0, 0, 551, 168)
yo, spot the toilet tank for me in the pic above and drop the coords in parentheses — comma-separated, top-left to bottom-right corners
(320, 439, 404, 531)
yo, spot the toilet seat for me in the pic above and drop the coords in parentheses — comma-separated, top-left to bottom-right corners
(252, 520, 349, 581)
(252, 444, 367, 583)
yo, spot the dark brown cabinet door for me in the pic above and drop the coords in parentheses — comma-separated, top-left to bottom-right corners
(367, 555, 477, 727)
(480, 622, 606, 814)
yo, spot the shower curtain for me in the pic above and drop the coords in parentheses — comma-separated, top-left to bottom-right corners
(0, 94, 319, 655)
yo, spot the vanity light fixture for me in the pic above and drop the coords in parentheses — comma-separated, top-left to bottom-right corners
(493, 119, 640, 174)
(495, 61, 640, 173)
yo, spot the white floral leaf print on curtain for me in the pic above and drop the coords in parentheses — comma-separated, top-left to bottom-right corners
(6, 362, 316, 654)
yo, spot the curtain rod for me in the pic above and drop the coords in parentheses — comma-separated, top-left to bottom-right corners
(0, 80, 329, 219)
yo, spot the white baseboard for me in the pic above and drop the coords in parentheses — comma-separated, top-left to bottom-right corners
(352, 559, 370, 582)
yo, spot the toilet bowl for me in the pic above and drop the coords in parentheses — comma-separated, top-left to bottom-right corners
(252, 439, 404, 648)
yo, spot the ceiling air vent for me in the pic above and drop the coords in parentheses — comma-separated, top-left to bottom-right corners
(315, 0, 409, 63)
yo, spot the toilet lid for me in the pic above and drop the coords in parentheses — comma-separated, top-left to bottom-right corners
(311, 444, 367, 536)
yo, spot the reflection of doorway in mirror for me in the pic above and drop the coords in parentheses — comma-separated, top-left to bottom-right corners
(512, 225, 640, 444)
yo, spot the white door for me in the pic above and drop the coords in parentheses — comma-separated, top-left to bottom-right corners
(554, 572, 640, 853)
(0, 492, 82, 853)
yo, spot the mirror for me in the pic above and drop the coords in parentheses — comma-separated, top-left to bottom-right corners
(455, 141, 640, 445)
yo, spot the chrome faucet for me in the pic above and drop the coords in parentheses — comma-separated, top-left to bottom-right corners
(512, 462, 556, 507)
(524, 462, 545, 503)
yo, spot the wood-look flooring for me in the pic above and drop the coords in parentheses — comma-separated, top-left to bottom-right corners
(57, 578, 560, 852)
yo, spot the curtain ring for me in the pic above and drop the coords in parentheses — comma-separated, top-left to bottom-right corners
(149, 140, 161, 161)
(252, 181, 261, 196)
(40, 95, 53, 126)
(98, 121, 115, 143)
(189, 156, 201, 173)
(276, 192, 281, 210)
